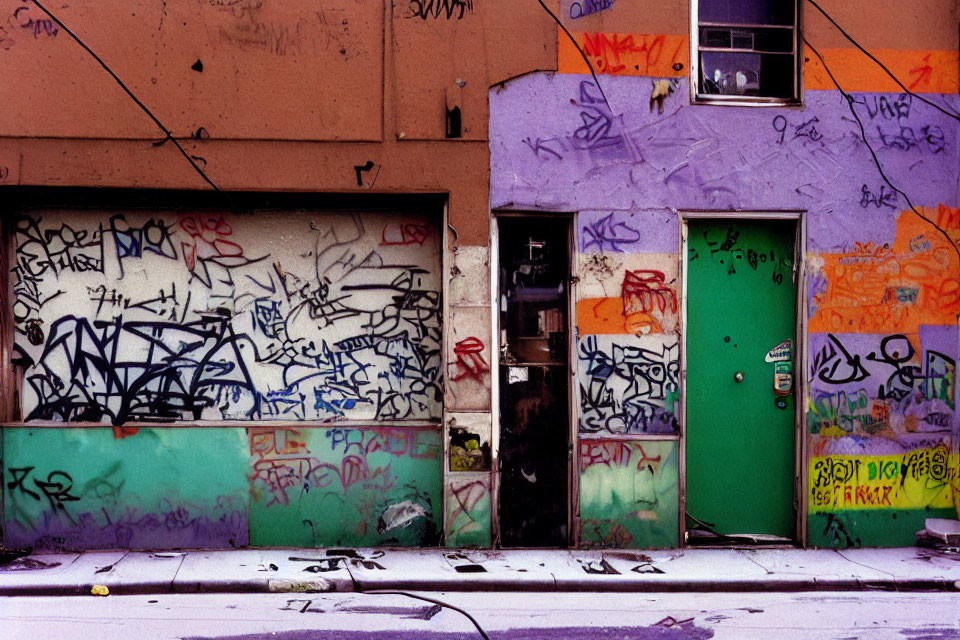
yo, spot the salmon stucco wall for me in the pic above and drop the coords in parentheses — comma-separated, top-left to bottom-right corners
(491, 19, 959, 546)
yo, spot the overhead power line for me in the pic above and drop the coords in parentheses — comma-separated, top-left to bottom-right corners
(805, 0, 960, 121)
(30, 0, 222, 192)
(803, 34, 959, 262)
(534, 0, 612, 108)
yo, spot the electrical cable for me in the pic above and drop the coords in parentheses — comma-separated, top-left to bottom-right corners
(29, 0, 223, 192)
(534, 0, 611, 109)
(802, 34, 960, 263)
(364, 590, 491, 640)
(804, 0, 960, 121)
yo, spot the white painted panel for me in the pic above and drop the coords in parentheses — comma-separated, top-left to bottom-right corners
(14, 209, 442, 423)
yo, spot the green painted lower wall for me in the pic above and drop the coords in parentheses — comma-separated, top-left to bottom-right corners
(249, 426, 442, 547)
(3, 425, 442, 551)
(809, 508, 957, 548)
(3, 428, 250, 551)
(7, 427, 952, 551)
(578, 439, 679, 548)
(444, 473, 491, 548)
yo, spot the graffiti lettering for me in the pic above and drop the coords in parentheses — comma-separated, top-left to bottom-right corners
(772, 114, 824, 145)
(811, 334, 870, 385)
(859, 184, 898, 209)
(810, 447, 956, 511)
(450, 337, 489, 383)
(380, 223, 429, 246)
(621, 270, 677, 317)
(854, 94, 912, 121)
(570, 0, 613, 19)
(406, 0, 473, 20)
(580, 32, 681, 76)
(581, 212, 642, 253)
(578, 334, 679, 434)
(7, 466, 40, 501)
(15, 211, 443, 423)
(875, 124, 945, 154)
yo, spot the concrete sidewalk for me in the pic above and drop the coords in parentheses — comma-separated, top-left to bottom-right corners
(1, 546, 959, 596)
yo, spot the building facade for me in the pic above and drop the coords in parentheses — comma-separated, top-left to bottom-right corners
(0, 0, 957, 552)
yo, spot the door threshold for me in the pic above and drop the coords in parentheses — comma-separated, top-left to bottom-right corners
(496, 546, 568, 551)
(686, 530, 797, 547)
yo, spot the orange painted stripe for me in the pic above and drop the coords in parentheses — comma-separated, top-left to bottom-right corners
(577, 297, 627, 334)
(808, 205, 960, 335)
(558, 31, 688, 77)
(558, 28, 959, 94)
(577, 297, 671, 335)
(803, 46, 959, 94)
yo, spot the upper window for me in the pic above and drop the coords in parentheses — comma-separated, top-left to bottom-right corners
(692, 0, 800, 104)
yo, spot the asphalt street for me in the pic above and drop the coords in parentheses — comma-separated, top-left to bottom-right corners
(2, 590, 959, 639)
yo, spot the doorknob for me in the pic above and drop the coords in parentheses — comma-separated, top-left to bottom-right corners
(734, 371, 744, 383)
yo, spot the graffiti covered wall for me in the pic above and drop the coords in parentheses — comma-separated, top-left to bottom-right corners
(14, 209, 442, 424)
(578, 334, 680, 435)
(5, 208, 446, 550)
(444, 472, 492, 547)
(574, 209, 682, 547)
(492, 24, 959, 547)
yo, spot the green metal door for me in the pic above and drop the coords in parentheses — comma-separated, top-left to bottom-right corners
(686, 220, 797, 538)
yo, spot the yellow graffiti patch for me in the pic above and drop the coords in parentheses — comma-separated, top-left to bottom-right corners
(809, 448, 957, 512)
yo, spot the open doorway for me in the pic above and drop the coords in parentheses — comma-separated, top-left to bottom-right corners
(495, 216, 571, 547)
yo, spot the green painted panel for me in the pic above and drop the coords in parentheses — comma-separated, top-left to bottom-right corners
(579, 440, 679, 548)
(2, 428, 249, 551)
(444, 474, 492, 548)
(809, 508, 957, 548)
(686, 220, 797, 537)
(249, 426, 442, 547)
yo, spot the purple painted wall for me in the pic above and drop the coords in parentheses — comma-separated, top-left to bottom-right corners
(491, 71, 959, 548)
(493, 75, 957, 253)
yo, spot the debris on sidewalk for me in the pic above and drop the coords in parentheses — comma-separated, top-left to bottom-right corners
(0, 556, 61, 572)
(916, 518, 960, 554)
(267, 578, 335, 593)
(0, 547, 31, 566)
(3, 547, 960, 596)
(917, 519, 960, 545)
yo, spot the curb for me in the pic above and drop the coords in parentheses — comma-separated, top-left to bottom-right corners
(2, 577, 958, 597)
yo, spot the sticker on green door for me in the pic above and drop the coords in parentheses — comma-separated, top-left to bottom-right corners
(686, 220, 797, 539)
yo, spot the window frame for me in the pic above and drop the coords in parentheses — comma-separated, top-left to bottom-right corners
(689, 0, 804, 107)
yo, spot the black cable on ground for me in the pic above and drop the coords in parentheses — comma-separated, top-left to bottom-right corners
(30, 0, 223, 193)
(805, 0, 960, 121)
(803, 34, 960, 263)
(364, 590, 491, 640)
(534, 0, 611, 109)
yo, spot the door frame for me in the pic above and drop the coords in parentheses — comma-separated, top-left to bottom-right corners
(679, 210, 808, 547)
(490, 211, 578, 548)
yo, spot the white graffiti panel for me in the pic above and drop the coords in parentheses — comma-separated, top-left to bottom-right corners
(14, 210, 442, 424)
(578, 334, 679, 435)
